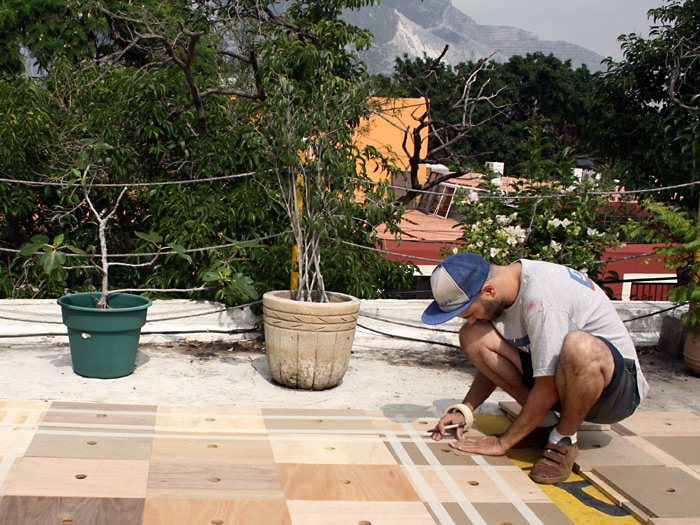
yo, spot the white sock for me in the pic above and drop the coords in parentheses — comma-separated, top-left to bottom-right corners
(548, 426, 577, 445)
(539, 411, 559, 428)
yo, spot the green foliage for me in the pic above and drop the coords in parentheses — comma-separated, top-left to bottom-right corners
(597, 0, 700, 202)
(449, 124, 620, 280)
(375, 52, 609, 174)
(1, 0, 413, 305)
(624, 200, 700, 326)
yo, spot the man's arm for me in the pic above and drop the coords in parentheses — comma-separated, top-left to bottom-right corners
(448, 375, 558, 456)
(496, 375, 558, 450)
(432, 371, 496, 441)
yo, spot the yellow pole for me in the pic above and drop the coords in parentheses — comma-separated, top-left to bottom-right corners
(290, 151, 306, 290)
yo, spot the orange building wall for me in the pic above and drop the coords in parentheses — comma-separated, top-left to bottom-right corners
(354, 97, 429, 185)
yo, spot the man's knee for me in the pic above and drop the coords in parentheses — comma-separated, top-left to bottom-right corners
(459, 322, 495, 358)
(560, 331, 612, 372)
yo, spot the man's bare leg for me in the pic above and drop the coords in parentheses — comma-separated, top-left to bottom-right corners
(555, 331, 615, 436)
(459, 321, 530, 408)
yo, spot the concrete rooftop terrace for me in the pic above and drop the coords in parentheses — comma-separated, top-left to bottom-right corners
(1, 298, 699, 523)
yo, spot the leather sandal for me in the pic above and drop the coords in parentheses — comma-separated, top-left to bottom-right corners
(492, 426, 553, 449)
(529, 441, 579, 484)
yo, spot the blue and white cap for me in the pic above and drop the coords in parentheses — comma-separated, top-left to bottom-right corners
(421, 253, 490, 325)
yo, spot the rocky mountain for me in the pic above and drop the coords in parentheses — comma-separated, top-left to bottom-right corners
(342, 0, 605, 75)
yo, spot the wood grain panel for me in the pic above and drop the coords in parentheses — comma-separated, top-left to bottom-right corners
(278, 463, 420, 501)
(142, 498, 291, 525)
(0, 496, 144, 525)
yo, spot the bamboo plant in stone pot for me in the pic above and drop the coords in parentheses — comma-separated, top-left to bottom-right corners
(252, 7, 395, 390)
(625, 200, 700, 374)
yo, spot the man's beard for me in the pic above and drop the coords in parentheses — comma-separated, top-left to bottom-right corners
(480, 296, 508, 320)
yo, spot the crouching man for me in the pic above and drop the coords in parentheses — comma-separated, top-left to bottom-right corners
(422, 253, 648, 484)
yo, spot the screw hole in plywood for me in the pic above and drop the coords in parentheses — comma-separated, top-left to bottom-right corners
(340, 479, 352, 484)
(207, 444, 218, 448)
(359, 521, 372, 525)
(211, 520, 224, 524)
(86, 441, 98, 445)
(75, 474, 87, 480)
(441, 448, 451, 453)
(96, 414, 107, 418)
(665, 488, 676, 492)
(208, 477, 222, 483)
(468, 480, 479, 486)
(62, 519, 74, 523)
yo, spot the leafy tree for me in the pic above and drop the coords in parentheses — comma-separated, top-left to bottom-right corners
(373, 50, 612, 204)
(0, 0, 414, 302)
(597, 0, 700, 204)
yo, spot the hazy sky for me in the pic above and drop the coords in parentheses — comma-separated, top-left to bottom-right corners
(451, 0, 662, 61)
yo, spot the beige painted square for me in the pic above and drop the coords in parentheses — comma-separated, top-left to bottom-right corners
(576, 430, 664, 471)
(645, 436, 700, 465)
(143, 498, 291, 525)
(614, 412, 700, 436)
(473, 502, 575, 525)
(155, 407, 265, 434)
(623, 436, 685, 466)
(25, 433, 153, 461)
(1, 457, 149, 498)
(269, 433, 397, 464)
(413, 465, 550, 504)
(593, 465, 700, 520)
(286, 500, 436, 525)
(146, 461, 284, 500)
(278, 463, 420, 501)
(150, 436, 275, 463)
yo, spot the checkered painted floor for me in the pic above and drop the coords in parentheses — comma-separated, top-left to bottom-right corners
(0, 401, 697, 524)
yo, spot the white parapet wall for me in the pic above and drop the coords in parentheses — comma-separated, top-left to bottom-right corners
(0, 298, 686, 352)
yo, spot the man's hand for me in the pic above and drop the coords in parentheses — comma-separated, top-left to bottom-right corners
(449, 435, 507, 456)
(430, 412, 466, 441)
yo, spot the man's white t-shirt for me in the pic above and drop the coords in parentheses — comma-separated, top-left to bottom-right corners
(492, 259, 649, 401)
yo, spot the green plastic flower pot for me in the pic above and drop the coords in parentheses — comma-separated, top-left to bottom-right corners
(57, 292, 152, 379)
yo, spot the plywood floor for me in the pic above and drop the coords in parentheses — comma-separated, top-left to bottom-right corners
(0, 401, 696, 524)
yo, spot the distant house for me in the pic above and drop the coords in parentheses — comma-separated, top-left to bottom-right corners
(354, 100, 675, 301)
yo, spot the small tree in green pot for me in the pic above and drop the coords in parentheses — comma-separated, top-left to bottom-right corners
(625, 200, 700, 374)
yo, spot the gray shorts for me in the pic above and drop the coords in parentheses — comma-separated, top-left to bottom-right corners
(519, 336, 640, 424)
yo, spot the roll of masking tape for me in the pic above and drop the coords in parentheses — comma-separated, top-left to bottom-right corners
(444, 403, 474, 430)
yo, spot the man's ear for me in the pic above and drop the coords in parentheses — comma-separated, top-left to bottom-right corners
(480, 282, 496, 299)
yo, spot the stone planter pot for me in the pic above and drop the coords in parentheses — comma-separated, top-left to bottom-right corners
(683, 326, 700, 375)
(262, 290, 360, 390)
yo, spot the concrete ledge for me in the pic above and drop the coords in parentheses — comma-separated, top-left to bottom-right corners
(0, 297, 684, 351)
